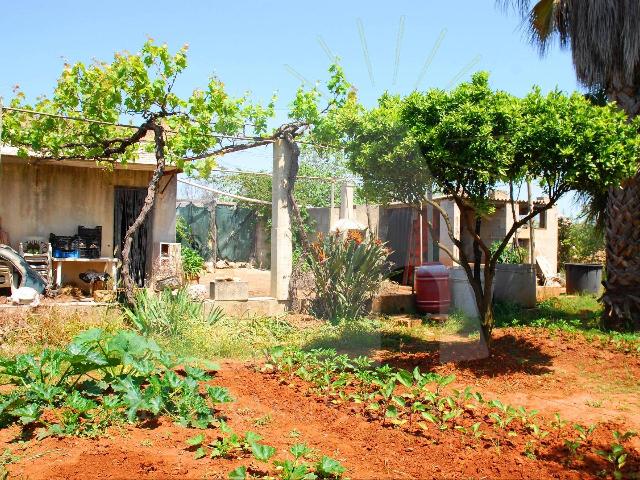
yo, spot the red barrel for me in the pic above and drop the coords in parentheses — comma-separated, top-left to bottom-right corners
(414, 263, 451, 314)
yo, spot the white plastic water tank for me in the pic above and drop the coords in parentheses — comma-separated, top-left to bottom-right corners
(449, 267, 486, 319)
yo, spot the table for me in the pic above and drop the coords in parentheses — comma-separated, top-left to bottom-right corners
(52, 257, 118, 290)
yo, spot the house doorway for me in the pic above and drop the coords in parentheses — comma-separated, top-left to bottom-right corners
(114, 187, 152, 287)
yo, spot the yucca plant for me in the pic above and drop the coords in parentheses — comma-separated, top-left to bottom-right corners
(306, 231, 389, 323)
(124, 288, 225, 337)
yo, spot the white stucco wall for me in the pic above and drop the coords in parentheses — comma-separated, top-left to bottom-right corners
(0, 156, 177, 286)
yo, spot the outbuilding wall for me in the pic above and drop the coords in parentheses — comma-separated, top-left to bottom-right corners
(0, 156, 176, 285)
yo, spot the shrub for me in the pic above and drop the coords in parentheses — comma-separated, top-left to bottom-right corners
(489, 241, 527, 264)
(558, 217, 605, 266)
(306, 231, 389, 323)
(124, 288, 224, 337)
(181, 246, 205, 280)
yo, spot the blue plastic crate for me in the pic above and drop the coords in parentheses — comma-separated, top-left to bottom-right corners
(53, 248, 79, 259)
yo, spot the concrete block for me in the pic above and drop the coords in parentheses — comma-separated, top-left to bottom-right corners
(210, 280, 249, 301)
(536, 285, 566, 302)
(372, 293, 416, 314)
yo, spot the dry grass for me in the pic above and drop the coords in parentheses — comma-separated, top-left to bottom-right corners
(0, 306, 125, 357)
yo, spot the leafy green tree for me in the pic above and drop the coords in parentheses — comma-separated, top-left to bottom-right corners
(343, 73, 637, 344)
(558, 217, 605, 267)
(501, 0, 640, 330)
(2, 41, 277, 302)
(3, 42, 351, 302)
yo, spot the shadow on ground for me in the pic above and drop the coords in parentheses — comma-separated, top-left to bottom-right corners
(301, 323, 554, 379)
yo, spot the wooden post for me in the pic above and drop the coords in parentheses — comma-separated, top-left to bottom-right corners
(426, 186, 435, 262)
(419, 201, 424, 265)
(527, 180, 536, 267)
(329, 181, 335, 232)
(210, 196, 217, 265)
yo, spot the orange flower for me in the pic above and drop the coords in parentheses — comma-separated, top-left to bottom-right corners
(346, 229, 363, 245)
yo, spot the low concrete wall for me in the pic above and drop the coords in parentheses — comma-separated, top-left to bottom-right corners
(204, 298, 285, 317)
(493, 264, 537, 308)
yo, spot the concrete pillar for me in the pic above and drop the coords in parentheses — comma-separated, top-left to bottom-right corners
(339, 182, 355, 220)
(270, 139, 293, 301)
(329, 182, 336, 231)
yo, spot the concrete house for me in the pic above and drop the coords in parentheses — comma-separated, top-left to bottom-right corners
(307, 190, 559, 274)
(0, 146, 178, 290)
(436, 191, 559, 274)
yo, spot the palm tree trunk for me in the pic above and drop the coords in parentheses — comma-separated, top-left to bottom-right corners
(601, 86, 640, 330)
(602, 171, 640, 330)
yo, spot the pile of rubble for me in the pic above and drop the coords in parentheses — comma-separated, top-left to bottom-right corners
(208, 259, 253, 271)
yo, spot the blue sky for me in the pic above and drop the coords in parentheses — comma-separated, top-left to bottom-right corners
(0, 1, 585, 214)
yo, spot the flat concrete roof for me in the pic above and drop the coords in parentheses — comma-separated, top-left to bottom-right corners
(0, 146, 180, 172)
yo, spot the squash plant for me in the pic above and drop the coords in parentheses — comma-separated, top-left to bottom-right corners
(0, 329, 230, 436)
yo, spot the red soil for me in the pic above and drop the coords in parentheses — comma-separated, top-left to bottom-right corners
(2, 327, 639, 479)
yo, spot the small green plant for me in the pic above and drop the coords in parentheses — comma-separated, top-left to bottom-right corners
(551, 413, 567, 430)
(253, 413, 273, 427)
(220, 438, 346, 480)
(596, 431, 637, 479)
(186, 424, 270, 460)
(181, 246, 205, 280)
(490, 240, 527, 264)
(564, 423, 598, 460)
(315, 456, 347, 478)
(124, 288, 224, 337)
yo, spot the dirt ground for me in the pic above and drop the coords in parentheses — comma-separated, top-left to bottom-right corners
(2, 326, 639, 479)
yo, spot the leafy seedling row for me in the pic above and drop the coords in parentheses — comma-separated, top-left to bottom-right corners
(262, 346, 638, 478)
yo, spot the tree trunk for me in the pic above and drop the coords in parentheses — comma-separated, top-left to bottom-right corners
(473, 216, 482, 283)
(282, 133, 311, 256)
(121, 124, 166, 304)
(602, 171, 640, 330)
(603, 86, 640, 330)
(479, 265, 495, 348)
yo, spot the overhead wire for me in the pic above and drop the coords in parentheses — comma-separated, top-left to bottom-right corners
(0, 105, 338, 151)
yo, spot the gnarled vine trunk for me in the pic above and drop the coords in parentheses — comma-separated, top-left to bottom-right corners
(121, 124, 166, 304)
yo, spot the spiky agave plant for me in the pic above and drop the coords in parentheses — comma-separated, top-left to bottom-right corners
(307, 231, 390, 323)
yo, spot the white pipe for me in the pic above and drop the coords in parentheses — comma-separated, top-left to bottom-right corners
(178, 178, 271, 205)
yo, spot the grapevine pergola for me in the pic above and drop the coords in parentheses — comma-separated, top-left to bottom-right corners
(0, 41, 352, 303)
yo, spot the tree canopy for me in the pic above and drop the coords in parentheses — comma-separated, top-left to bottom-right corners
(4, 40, 276, 171)
(339, 72, 639, 342)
